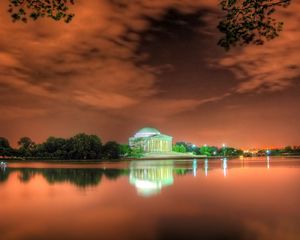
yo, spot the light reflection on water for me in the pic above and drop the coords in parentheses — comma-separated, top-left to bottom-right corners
(0, 157, 300, 240)
(129, 160, 174, 197)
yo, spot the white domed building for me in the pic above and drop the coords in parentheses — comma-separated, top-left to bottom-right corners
(129, 127, 173, 152)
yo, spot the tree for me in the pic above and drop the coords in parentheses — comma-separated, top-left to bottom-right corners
(102, 141, 121, 160)
(179, 144, 187, 153)
(224, 147, 243, 156)
(172, 144, 180, 152)
(128, 147, 144, 158)
(119, 144, 131, 157)
(8, 0, 75, 23)
(172, 143, 187, 153)
(199, 145, 216, 156)
(218, 0, 291, 50)
(6, 0, 292, 50)
(66, 133, 102, 160)
(39, 137, 68, 158)
(269, 148, 281, 156)
(0, 137, 13, 157)
(18, 137, 36, 157)
(282, 146, 293, 154)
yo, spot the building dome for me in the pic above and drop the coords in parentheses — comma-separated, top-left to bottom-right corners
(134, 127, 161, 138)
(129, 127, 172, 152)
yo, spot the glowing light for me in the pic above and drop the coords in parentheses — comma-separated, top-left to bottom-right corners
(204, 159, 208, 176)
(193, 160, 197, 177)
(222, 158, 227, 177)
(129, 162, 174, 197)
(135, 180, 160, 190)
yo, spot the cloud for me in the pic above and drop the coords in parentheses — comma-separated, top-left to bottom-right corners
(75, 90, 137, 109)
(218, 1, 300, 93)
(132, 98, 202, 123)
(0, 106, 48, 120)
(0, 0, 220, 113)
(1, 0, 299, 146)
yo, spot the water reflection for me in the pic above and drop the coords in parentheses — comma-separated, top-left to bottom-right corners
(193, 159, 197, 177)
(0, 158, 300, 240)
(222, 158, 228, 177)
(204, 159, 208, 176)
(0, 157, 290, 191)
(267, 156, 270, 169)
(0, 167, 9, 182)
(129, 161, 174, 197)
(0, 168, 127, 188)
(0, 161, 192, 195)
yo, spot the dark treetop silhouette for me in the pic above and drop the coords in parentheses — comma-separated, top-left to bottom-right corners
(8, 0, 75, 23)
(218, 0, 291, 49)
(7, 0, 291, 49)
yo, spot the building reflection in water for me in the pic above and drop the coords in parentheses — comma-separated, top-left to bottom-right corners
(129, 161, 174, 197)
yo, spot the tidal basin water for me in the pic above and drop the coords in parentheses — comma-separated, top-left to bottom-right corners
(0, 158, 300, 240)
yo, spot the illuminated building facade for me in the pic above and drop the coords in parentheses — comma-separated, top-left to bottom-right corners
(129, 127, 172, 152)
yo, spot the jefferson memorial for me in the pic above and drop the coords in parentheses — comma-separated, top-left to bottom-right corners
(129, 127, 173, 152)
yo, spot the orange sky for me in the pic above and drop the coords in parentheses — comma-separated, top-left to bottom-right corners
(0, 0, 299, 148)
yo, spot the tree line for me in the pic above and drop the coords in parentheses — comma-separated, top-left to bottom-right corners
(256, 146, 300, 156)
(173, 142, 300, 157)
(1, 135, 300, 160)
(173, 142, 243, 157)
(0, 133, 134, 160)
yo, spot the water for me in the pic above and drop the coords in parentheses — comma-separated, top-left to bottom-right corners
(0, 157, 299, 240)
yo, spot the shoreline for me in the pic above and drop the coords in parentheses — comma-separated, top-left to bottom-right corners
(1, 155, 300, 164)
